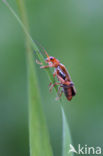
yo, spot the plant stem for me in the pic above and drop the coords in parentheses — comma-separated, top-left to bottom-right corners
(2, 1, 73, 156)
(2, 0, 56, 87)
(16, 0, 53, 156)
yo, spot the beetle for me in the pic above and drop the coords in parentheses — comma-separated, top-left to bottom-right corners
(36, 50, 76, 101)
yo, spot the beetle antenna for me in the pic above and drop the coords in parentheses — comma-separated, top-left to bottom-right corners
(34, 40, 50, 58)
(44, 50, 49, 58)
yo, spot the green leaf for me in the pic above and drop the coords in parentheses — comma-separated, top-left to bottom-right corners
(61, 106, 73, 156)
(2, 0, 53, 156)
(28, 52, 53, 156)
(16, 1, 53, 156)
(2, 1, 73, 156)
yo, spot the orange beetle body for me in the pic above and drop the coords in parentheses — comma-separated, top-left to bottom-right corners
(36, 51, 76, 101)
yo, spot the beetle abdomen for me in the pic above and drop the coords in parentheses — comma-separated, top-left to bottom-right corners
(63, 85, 76, 101)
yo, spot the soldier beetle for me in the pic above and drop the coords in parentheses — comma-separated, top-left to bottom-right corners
(36, 49, 76, 101)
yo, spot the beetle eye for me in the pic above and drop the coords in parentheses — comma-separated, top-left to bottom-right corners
(50, 57, 54, 60)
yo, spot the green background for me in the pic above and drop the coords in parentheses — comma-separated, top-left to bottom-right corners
(0, 0, 103, 155)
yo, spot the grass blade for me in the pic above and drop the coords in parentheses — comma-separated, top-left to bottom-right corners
(16, 1, 53, 156)
(28, 52, 53, 156)
(2, 0, 56, 88)
(61, 106, 73, 156)
(2, 0, 53, 155)
(2, 1, 73, 156)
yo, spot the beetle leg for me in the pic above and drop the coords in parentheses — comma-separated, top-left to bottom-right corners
(57, 75, 66, 83)
(64, 84, 74, 88)
(49, 82, 61, 92)
(57, 85, 61, 94)
(36, 60, 55, 68)
(56, 90, 63, 101)
(57, 75, 74, 86)
(60, 82, 74, 88)
(48, 82, 52, 87)
(65, 81, 74, 86)
(40, 64, 55, 69)
(36, 59, 43, 65)
(53, 70, 57, 78)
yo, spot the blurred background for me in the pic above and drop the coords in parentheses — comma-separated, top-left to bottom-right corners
(0, 0, 103, 156)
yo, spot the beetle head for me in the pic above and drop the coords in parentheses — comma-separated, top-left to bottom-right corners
(45, 56, 54, 63)
(45, 51, 60, 66)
